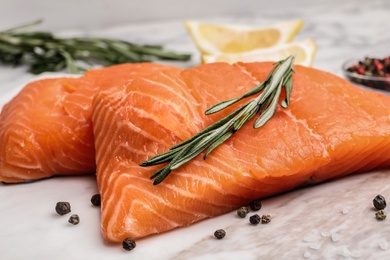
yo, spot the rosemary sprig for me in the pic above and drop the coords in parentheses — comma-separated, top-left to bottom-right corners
(141, 55, 295, 185)
(0, 20, 191, 74)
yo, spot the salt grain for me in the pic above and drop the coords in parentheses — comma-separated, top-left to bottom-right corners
(303, 251, 311, 258)
(337, 246, 352, 257)
(303, 230, 318, 242)
(341, 207, 350, 215)
(331, 232, 341, 242)
(309, 242, 321, 250)
(378, 239, 389, 250)
(321, 231, 330, 237)
(351, 250, 362, 258)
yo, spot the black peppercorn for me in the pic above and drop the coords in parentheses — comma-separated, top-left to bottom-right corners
(122, 238, 137, 251)
(249, 199, 262, 211)
(55, 201, 71, 215)
(68, 214, 80, 225)
(249, 214, 261, 225)
(237, 206, 249, 218)
(91, 194, 101, 206)
(373, 194, 386, 210)
(214, 229, 226, 239)
(261, 214, 271, 224)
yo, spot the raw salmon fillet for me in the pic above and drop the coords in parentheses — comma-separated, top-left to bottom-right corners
(92, 61, 390, 242)
(0, 63, 179, 183)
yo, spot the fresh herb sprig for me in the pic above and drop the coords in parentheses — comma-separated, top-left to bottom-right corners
(0, 20, 191, 74)
(141, 55, 295, 185)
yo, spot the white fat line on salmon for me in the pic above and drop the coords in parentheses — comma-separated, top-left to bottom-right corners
(117, 116, 178, 148)
(138, 77, 202, 124)
(158, 71, 201, 107)
(91, 99, 113, 164)
(127, 93, 184, 125)
(99, 170, 123, 203)
(282, 109, 329, 158)
(104, 178, 213, 233)
(123, 173, 228, 212)
(114, 141, 157, 158)
(100, 89, 129, 113)
(6, 132, 42, 170)
(235, 63, 261, 86)
(187, 159, 262, 196)
(212, 136, 281, 179)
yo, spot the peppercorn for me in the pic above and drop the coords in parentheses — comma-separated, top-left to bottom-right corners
(373, 194, 386, 210)
(91, 194, 101, 207)
(237, 206, 249, 218)
(249, 214, 261, 225)
(68, 214, 80, 225)
(214, 229, 226, 239)
(345, 56, 390, 90)
(122, 238, 137, 251)
(249, 199, 262, 211)
(376, 210, 387, 221)
(55, 201, 71, 215)
(261, 214, 271, 224)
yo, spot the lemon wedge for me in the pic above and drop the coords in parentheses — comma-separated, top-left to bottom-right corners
(202, 38, 317, 67)
(184, 19, 304, 55)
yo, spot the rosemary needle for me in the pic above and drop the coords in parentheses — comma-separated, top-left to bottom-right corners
(0, 20, 191, 74)
(141, 55, 296, 185)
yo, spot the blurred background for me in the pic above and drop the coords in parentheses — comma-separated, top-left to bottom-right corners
(0, 0, 388, 76)
(0, 0, 367, 30)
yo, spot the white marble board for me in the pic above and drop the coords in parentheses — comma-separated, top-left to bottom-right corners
(1, 0, 390, 259)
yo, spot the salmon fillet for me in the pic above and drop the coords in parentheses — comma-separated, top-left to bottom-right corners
(92, 61, 390, 242)
(0, 63, 180, 183)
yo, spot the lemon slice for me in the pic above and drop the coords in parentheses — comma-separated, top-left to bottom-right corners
(184, 19, 304, 55)
(202, 38, 317, 67)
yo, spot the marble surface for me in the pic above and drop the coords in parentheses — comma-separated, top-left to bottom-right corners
(1, 0, 390, 259)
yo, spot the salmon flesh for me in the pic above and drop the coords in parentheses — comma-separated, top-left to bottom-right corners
(0, 63, 179, 183)
(92, 62, 390, 241)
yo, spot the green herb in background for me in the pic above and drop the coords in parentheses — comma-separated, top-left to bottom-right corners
(141, 55, 295, 185)
(0, 20, 191, 74)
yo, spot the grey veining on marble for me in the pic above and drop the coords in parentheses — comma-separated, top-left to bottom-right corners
(1, 0, 390, 259)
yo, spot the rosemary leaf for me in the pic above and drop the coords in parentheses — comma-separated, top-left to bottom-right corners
(281, 74, 293, 108)
(142, 55, 296, 185)
(254, 81, 283, 128)
(59, 49, 80, 74)
(170, 132, 217, 170)
(170, 106, 246, 150)
(205, 62, 279, 115)
(140, 147, 181, 166)
(4, 19, 43, 33)
(205, 82, 266, 115)
(204, 130, 234, 159)
(0, 20, 191, 74)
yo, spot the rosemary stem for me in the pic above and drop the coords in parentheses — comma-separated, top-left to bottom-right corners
(3, 19, 43, 33)
(143, 55, 296, 185)
(0, 20, 191, 74)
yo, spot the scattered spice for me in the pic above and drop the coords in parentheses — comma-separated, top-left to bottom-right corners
(373, 194, 387, 210)
(122, 238, 137, 251)
(249, 214, 261, 225)
(214, 229, 226, 239)
(237, 206, 249, 218)
(68, 214, 80, 225)
(347, 56, 390, 77)
(55, 201, 71, 215)
(261, 214, 272, 224)
(249, 199, 262, 211)
(91, 194, 101, 207)
(376, 210, 387, 221)
(345, 56, 390, 90)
